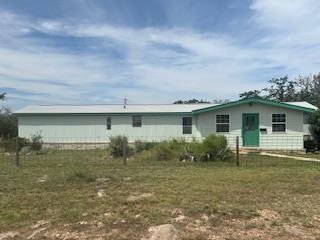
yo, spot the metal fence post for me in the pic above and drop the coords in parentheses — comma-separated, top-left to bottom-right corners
(15, 137, 20, 167)
(123, 138, 127, 166)
(236, 136, 240, 167)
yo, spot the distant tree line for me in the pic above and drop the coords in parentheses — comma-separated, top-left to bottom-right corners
(173, 98, 230, 104)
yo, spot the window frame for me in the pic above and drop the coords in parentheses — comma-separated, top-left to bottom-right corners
(216, 114, 230, 133)
(182, 116, 192, 135)
(106, 117, 111, 130)
(132, 115, 142, 128)
(272, 113, 286, 133)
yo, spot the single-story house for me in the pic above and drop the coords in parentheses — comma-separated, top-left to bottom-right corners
(14, 97, 318, 150)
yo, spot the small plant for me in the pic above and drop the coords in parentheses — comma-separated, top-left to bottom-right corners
(135, 140, 158, 153)
(202, 134, 234, 161)
(109, 136, 132, 157)
(0, 137, 29, 152)
(67, 169, 96, 183)
(30, 133, 43, 151)
(135, 140, 146, 153)
(152, 143, 176, 161)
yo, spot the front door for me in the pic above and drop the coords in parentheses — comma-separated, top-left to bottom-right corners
(242, 113, 259, 147)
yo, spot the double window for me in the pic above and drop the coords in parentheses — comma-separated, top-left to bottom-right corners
(132, 115, 142, 127)
(216, 114, 229, 133)
(182, 117, 192, 134)
(272, 114, 286, 132)
(107, 117, 111, 130)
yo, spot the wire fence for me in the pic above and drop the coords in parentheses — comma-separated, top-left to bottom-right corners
(0, 134, 307, 168)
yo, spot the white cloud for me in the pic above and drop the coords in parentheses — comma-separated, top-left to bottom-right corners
(2, 1, 320, 109)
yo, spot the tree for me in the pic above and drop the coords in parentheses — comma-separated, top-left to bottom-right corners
(239, 90, 261, 99)
(309, 110, 320, 149)
(173, 99, 211, 104)
(263, 76, 297, 102)
(0, 93, 5, 101)
(0, 93, 18, 139)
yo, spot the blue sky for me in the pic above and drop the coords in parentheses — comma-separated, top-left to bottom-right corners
(1, 0, 320, 110)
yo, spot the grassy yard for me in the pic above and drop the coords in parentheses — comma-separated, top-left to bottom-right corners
(1, 150, 320, 239)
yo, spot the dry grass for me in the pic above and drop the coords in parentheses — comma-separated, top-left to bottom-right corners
(0, 150, 320, 239)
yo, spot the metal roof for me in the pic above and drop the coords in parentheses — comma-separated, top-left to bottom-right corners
(14, 99, 317, 115)
(14, 103, 217, 114)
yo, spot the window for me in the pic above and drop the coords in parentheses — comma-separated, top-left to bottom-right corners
(132, 115, 142, 127)
(107, 117, 111, 130)
(182, 117, 192, 134)
(272, 114, 286, 132)
(216, 114, 229, 133)
(245, 115, 255, 130)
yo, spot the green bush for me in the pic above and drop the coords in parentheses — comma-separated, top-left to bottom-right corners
(109, 136, 132, 157)
(134, 140, 157, 153)
(304, 139, 317, 153)
(30, 133, 43, 151)
(309, 110, 320, 149)
(67, 169, 96, 183)
(152, 142, 176, 161)
(0, 137, 29, 152)
(202, 134, 234, 161)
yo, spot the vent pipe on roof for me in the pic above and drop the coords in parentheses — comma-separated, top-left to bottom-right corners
(124, 98, 127, 109)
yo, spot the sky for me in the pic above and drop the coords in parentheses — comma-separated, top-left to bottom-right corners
(1, 0, 320, 110)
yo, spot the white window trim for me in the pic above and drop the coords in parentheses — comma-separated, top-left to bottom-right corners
(215, 114, 230, 133)
(271, 113, 287, 134)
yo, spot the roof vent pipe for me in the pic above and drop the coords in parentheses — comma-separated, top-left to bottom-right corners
(124, 98, 127, 109)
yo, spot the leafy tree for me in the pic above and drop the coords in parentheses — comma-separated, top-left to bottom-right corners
(0, 93, 5, 101)
(263, 76, 297, 102)
(238, 73, 320, 107)
(0, 93, 18, 139)
(309, 110, 320, 149)
(239, 90, 261, 99)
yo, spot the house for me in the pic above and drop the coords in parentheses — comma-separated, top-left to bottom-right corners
(14, 97, 317, 150)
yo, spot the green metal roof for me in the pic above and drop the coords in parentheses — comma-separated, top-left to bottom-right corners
(192, 97, 317, 114)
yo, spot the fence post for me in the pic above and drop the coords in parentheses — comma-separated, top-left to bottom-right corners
(15, 137, 20, 168)
(236, 136, 240, 167)
(123, 139, 127, 166)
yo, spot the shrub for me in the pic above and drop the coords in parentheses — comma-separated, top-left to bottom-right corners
(109, 136, 132, 157)
(30, 133, 43, 151)
(0, 137, 29, 152)
(304, 139, 317, 153)
(178, 140, 205, 162)
(152, 142, 176, 161)
(67, 169, 96, 183)
(202, 134, 234, 161)
(134, 140, 157, 153)
(309, 110, 320, 149)
(135, 140, 145, 153)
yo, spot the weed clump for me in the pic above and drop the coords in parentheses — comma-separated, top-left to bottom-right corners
(109, 136, 132, 157)
(148, 135, 234, 162)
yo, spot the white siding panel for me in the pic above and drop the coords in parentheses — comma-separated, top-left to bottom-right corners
(18, 115, 196, 143)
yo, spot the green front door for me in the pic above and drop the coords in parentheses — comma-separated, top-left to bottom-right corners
(242, 113, 259, 147)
